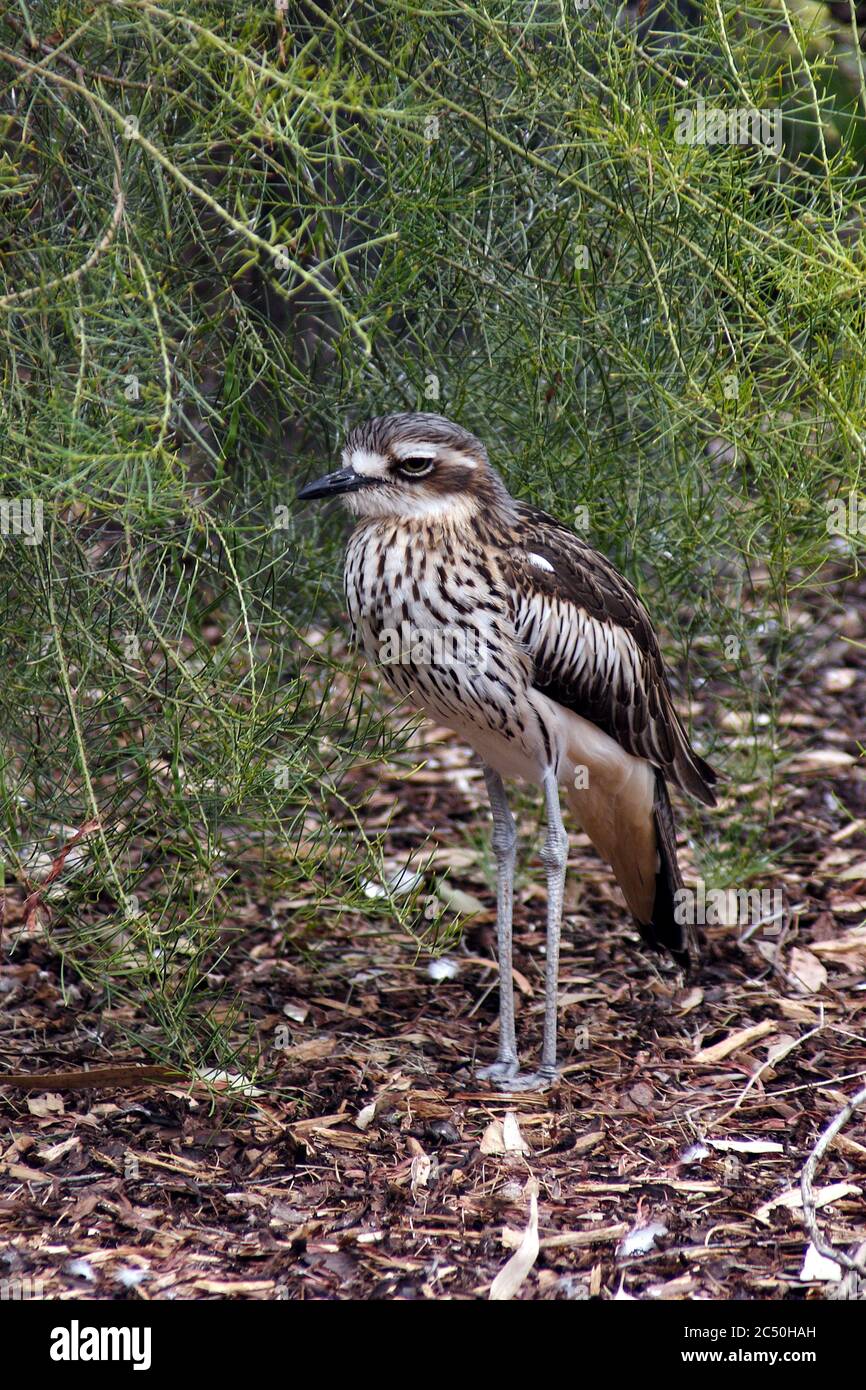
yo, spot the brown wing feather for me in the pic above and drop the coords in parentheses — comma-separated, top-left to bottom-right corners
(503, 502, 717, 806)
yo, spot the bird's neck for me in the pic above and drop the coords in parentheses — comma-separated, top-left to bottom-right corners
(349, 491, 515, 544)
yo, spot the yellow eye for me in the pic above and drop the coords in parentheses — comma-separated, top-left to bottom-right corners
(398, 457, 435, 477)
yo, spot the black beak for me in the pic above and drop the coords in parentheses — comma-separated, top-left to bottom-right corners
(296, 466, 370, 501)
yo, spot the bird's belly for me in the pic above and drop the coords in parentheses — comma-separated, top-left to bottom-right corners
(355, 604, 552, 783)
(347, 529, 558, 784)
(446, 714, 549, 783)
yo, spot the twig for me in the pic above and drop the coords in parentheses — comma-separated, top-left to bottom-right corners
(716, 1012, 825, 1121)
(0, 154, 124, 309)
(800, 1083, 866, 1276)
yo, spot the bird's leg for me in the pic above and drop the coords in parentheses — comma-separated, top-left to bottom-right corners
(476, 766, 519, 1083)
(495, 766, 567, 1093)
(538, 766, 567, 1077)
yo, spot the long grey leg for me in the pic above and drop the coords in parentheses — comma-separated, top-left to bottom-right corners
(538, 767, 568, 1075)
(476, 766, 519, 1082)
(493, 766, 567, 1093)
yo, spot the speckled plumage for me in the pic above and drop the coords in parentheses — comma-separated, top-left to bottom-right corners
(299, 412, 718, 1089)
(345, 497, 716, 808)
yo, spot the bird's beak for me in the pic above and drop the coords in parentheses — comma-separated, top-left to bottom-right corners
(296, 466, 371, 501)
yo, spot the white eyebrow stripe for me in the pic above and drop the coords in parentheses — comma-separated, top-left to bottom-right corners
(527, 552, 555, 573)
(347, 449, 388, 477)
(392, 441, 438, 460)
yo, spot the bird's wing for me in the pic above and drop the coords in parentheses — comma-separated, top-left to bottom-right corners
(501, 502, 717, 805)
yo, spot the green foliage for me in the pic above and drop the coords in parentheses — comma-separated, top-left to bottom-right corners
(1, 1, 865, 1068)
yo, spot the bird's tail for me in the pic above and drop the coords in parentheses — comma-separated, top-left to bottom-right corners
(639, 772, 698, 971)
(560, 707, 698, 970)
(668, 708, 719, 808)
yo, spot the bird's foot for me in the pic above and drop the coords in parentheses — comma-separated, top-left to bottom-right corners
(476, 1057, 519, 1084)
(491, 1065, 559, 1094)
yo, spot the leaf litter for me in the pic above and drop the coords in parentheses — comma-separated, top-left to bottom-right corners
(1, 585, 866, 1299)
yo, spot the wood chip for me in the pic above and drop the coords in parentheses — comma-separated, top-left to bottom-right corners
(694, 1019, 776, 1063)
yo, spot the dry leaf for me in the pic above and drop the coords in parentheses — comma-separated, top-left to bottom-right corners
(410, 1149, 432, 1194)
(755, 1181, 861, 1225)
(812, 926, 866, 971)
(647, 1275, 698, 1300)
(572, 1130, 604, 1154)
(677, 987, 704, 1014)
(37, 1136, 80, 1164)
(5, 1164, 53, 1183)
(283, 1036, 336, 1061)
(787, 948, 827, 994)
(194, 1069, 264, 1096)
(707, 1136, 784, 1155)
(502, 1111, 530, 1155)
(789, 749, 856, 772)
(490, 1177, 539, 1300)
(777, 997, 822, 1023)
(827, 892, 866, 916)
(480, 1110, 530, 1156)
(434, 881, 486, 915)
(800, 1243, 842, 1282)
(628, 1083, 654, 1108)
(26, 1093, 64, 1117)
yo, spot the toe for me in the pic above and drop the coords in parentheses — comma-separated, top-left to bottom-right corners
(477, 1058, 519, 1082)
(493, 1068, 558, 1094)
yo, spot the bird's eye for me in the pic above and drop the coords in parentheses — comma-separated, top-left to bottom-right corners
(397, 457, 435, 477)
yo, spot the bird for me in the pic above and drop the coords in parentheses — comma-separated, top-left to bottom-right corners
(297, 412, 717, 1091)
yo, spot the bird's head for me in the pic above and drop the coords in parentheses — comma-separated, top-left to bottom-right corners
(296, 412, 510, 522)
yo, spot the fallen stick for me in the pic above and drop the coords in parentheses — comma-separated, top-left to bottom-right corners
(800, 1082, 866, 1276)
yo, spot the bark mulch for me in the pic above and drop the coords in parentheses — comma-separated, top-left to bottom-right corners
(1, 586, 865, 1301)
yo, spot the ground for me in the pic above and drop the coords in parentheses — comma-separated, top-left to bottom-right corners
(1, 585, 865, 1302)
